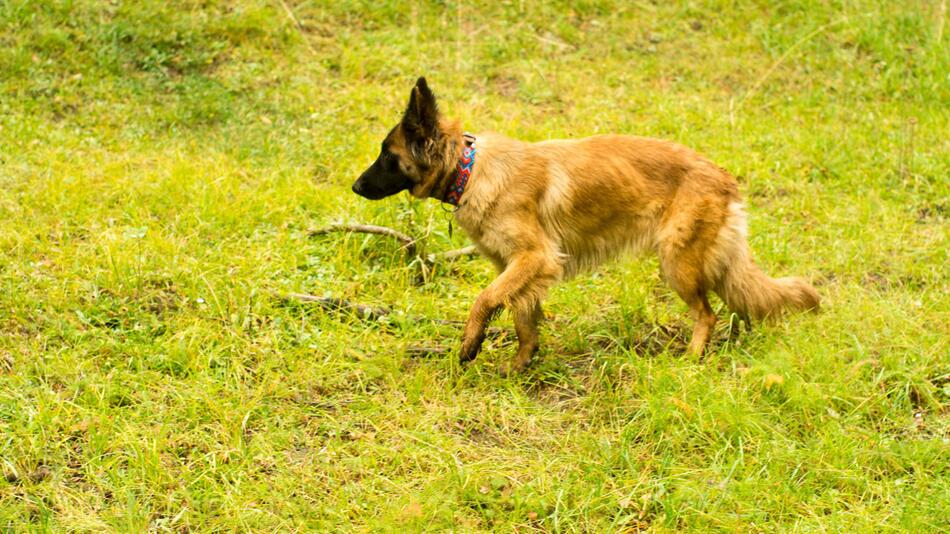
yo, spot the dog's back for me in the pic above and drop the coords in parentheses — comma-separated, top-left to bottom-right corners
(456, 133, 818, 331)
(458, 134, 736, 275)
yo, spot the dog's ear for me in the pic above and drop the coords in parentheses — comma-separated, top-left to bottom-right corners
(402, 77, 439, 143)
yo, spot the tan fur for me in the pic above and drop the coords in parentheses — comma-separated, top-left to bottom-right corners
(359, 80, 819, 372)
(434, 132, 818, 368)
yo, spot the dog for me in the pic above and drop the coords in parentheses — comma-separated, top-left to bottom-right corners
(352, 77, 819, 373)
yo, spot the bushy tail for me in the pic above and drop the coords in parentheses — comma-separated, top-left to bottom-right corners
(714, 257, 820, 321)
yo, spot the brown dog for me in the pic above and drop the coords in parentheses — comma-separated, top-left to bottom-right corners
(352, 77, 819, 372)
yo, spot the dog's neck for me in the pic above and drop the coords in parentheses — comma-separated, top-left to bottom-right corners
(438, 133, 476, 206)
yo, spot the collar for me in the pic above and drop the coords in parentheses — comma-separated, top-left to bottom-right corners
(444, 133, 476, 206)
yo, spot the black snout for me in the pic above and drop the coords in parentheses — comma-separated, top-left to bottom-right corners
(351, 156, 413, 200)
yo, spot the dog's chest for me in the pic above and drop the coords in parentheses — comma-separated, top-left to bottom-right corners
(453, 205, 514, 264)
(453, 207, 487, 245)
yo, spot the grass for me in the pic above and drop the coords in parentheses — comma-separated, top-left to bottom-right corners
(0, 0, 947, 531)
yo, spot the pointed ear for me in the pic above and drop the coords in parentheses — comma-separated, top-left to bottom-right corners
(402, 77, 439, 142)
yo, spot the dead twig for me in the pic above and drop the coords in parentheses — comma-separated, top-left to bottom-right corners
(278, 292, 513, 338)
(273, 0, 319, 57)
(406, 345, 450, 358)
(427, 245, 479, 263)
(533, 31, 576, 52)
(406, 333, 515, 359)
(310, 223, 417, 256)
(309, 223, 482, 274)
(425, 318, 509, 339)
(280, 292, 392, 320)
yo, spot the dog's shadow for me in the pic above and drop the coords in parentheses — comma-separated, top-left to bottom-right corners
(511, 315, 749, 403)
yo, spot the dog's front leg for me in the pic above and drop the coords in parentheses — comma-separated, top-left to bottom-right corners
(459, 252, 558, 364)
(457, 291, 498, 363)
(502, 301, 543, 375)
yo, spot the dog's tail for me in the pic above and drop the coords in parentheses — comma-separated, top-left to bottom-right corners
(716, 258, 820, 320)
(710, 203, 820, 321)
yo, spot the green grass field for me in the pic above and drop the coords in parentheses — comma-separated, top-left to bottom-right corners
(1, 0, 948, 531)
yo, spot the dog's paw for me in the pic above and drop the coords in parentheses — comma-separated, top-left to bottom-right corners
(499, 347, 534, 376)
(458, 335, 484, 363)
(499, 358, 529, 376)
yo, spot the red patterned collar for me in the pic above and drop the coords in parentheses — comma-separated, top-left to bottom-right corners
(444, 133, 476, 206)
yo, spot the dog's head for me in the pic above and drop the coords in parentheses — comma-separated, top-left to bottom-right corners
(352, 77, 455, 200)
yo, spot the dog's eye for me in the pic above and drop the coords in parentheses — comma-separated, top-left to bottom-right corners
(381, 151, 399, 171)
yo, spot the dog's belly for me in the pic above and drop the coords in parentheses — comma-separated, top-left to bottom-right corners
(548, 213, 659, 278)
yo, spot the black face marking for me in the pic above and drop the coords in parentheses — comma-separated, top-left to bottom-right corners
(352, 78, 441, 200)
(351, 145, 414, 200)
(379, 144, 399, 172)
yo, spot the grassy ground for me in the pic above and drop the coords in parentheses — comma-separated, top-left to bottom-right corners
(1, 0, 948, 531)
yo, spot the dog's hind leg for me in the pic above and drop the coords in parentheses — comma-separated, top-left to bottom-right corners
(658, 212, 718, 356)
(459, 251, 560, 365)
(683, 291, 716, 355)
(662, 259, 716, 355)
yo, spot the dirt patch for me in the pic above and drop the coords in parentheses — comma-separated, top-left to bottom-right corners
(491, 75, 520, 98)
(916, 200, 947, 223)
(139, 277, 183, 315)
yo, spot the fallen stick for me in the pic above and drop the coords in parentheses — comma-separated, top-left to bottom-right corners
(425, 318, 509, 339)
(310, 223, 417, 256)
(274, 0, 319, 57)
(406, 329, 514, 358)
(405, 345, 450, 358)
(281, 292, 392, 320)
(279, 292, 513, 339)
(406, 335, 515, 359)
(427, 245, 478, 262)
